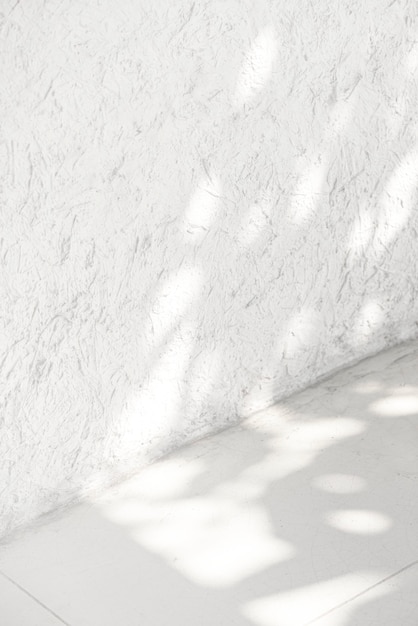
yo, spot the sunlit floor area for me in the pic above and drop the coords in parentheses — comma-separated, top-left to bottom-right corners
(1, 340, 418, 626)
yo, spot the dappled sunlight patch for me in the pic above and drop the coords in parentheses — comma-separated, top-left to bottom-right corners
(350, 300, 384, 343)
(116, 318, 199, 456)
(242, 406, 366, 482)
(403, 43, 418, 76)
(325, 88, 360, 140)
(183, 174, 221, 242)
(241, 570, 392, 626)
(374, 149, 418, 250)
(114, 456, 205, 500)
(370, 394, 418, 417)
(113, 265, 204, 452)
(233, 26, 278, 109)
(347, 208, 375, 254)
(290, 417, 365, 450)
(287, 80, 359, 226)
(101, 494, 294, 587)
(230, 448, 317, 495)
(288, 156, 328, 225)
(221, 418, 366, 492)
(214, 477, 266, 501)
(313, 473, 366, 495)
(352, 380, 383, 394)
(187, 346, 222, 412)
(326, 509, 392, 535)
(145, 266, 203, 349)
(236, 202, 271, 247)
(281, 309, 324, 375)
(99, 497, 158, 526)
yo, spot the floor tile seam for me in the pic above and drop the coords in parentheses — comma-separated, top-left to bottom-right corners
(305, 557, 418, 625)
(0, 569, 71, 626)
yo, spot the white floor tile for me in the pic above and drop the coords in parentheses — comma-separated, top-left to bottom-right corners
(0, 572, 66, 626)
(312, 560, 418, 626)
(1, 340, 418, 625)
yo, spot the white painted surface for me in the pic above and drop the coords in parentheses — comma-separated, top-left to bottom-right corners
(1, 341, 418, 625)
(1, 0, 418, 534)
(0, 574, 64, 626)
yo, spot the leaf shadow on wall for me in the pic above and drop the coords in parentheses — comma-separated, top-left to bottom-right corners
(2, 0, 418, 621)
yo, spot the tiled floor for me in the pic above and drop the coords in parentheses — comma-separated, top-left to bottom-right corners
(1, 340, 418, 626)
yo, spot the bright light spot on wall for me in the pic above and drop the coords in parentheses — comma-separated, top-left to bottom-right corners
(351, 300, 384, 342)
(281, 309, 324, 374)
(120, 319, 197, 452)
(288, 157, 327, 224)
(114, 266, 203, 456)
(348, 209, 374, 253)
(404, 44, 418, 74)
(288, 86, 359, 226)
(146, 266, 202, 349)
(184, 346, 222, 413)
(243, 309, 324, 411)
(288, 87, 358, 226)
(237, 202, 270, 246)
(371, 394, 418, 417)
(183, 175, 221, 241)
(374, 149, 418, 249)
(313, 473, 366, 494)
(326, 90, 359, 140)
(234, 26, 278, 108)
(326, 509, 392, 534)
(242, 571, 391, 626)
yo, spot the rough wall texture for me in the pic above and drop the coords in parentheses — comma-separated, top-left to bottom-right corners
(1, 0, 418, 536)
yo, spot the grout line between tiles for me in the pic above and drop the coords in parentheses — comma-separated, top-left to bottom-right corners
(305, 558, 418, 625)
(0, 569, 71, 626)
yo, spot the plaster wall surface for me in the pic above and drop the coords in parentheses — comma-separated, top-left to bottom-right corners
(1, 0, 418, 536)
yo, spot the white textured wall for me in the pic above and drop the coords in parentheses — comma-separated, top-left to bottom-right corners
(1, 0, 418, 536)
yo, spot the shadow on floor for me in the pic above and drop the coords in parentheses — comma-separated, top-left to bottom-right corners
(1, 343, 418, 625)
